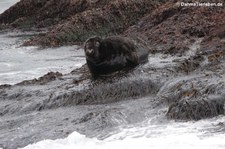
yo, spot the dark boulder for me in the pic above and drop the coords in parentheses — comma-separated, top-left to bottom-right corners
(167, 95, 225, 120)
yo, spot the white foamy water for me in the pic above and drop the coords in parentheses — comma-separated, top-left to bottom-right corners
(22, 115, 225, 149)
(0, 0, 19, 14)
(0, 32, 85, 85)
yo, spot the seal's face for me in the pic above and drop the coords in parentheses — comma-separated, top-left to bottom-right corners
(84, 37, 102, 62)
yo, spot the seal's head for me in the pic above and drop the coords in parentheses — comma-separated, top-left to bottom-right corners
(84, 36, 102, 62)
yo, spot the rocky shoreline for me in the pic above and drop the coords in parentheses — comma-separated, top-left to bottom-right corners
(0, 0, 225, 148)
(0, 0, 164, 46)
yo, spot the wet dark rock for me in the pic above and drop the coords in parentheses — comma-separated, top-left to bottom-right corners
(16, 71, 63, 85)
(0, 84, 11, 89)
(124, 0, 225, 57)
(167, 96, 225, 120)
(2, 43, 225, 147)
(181, 26, 207, 38)
(0, 0, 164, 47)
(0, 63, 164, 116)
(0, 49, 223, 147)
(0, 60, 171, 148)
(176, 55, 204, 74)
(158, 73, 225, 120)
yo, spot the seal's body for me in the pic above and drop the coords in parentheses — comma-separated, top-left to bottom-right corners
(84, 36, 148, 78)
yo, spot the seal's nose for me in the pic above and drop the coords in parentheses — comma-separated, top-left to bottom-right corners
(86, 49, 94, 56)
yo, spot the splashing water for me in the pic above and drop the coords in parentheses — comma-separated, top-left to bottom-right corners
(0, 32, 85, 85)
(21, 115, 225, 149)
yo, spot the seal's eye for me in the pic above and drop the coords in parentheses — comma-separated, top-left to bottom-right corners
(95, 41, 100, 47)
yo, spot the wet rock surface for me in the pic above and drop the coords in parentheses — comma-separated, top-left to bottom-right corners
(0, 0, 164, 46)
(122, 0, 225, 120)
(1, 45, 225, 148)
(0, 0, 225, 148)
(0, 59, 170, 149)
(167, 96, 224, 120)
